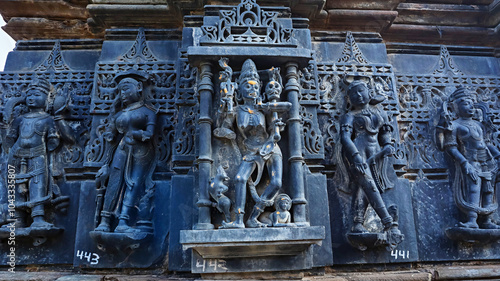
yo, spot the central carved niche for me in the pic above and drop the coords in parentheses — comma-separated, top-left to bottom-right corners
(211, 58, 292, 229)
(180, 0, 329, 275)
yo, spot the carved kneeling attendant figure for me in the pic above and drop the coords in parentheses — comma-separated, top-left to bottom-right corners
(270, 194, 295, 227)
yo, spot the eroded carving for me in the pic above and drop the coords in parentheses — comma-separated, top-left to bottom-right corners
(0, 78, 75, 245)
(209, 166, 232, 224)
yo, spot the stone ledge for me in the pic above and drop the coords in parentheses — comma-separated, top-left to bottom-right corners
(308, 271, 432, 281)
(2, 17, 100, 41)
(433, 265, 500, 280)
(181, 226, 325, 259)
(3, 265, 500, 280)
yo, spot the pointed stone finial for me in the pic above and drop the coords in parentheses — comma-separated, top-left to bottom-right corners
(122, 28, 158, 62)
(35, 41, 71, 72)
(432, 46, 464, 76)
(337, 32, 369, 64)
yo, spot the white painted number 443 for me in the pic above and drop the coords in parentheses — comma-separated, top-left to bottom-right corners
(76, 250, 100, 265)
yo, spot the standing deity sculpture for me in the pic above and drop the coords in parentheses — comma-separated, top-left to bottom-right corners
(338, 79, 404, 251)
(214, 58, 291, 228)
(1, 78, 73, 243)
(436, 87, 500, 239)
(93, 71, 158, 236)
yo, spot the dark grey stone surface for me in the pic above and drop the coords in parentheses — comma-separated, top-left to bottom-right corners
(0, 0, 499, 276)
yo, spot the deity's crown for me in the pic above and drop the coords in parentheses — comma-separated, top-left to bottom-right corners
(237, 59, 260, 86)
(28, 78, 51, 94)
(449, 86, 475, 103)
(114, 70, 149, 85)
(347, 80, 368, 93)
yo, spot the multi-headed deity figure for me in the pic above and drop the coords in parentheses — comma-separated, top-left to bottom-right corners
(437, 87, 500, 230)
(339, 80, 403, 245)
(4, 78, 72, 230)
(94, 71, 158, 234)
(214, 58, 290, 228)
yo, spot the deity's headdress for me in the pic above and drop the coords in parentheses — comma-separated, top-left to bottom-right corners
(345, 76, 385, 106)
(448, 86, 476, 104)
(237, 59, 261, 87)
(347, 80, 368, 94)
(114, 70, 149, 86)
(27, 78, 51, 95)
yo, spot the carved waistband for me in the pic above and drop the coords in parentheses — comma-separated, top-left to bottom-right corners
(13, 144, 45, 158)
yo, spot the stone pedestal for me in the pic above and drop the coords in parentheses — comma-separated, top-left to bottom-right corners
(181, 226, 325, 273)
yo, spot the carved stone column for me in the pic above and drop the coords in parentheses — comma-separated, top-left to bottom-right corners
(285, 62, 309, 227)
(195, 62, 214, 230)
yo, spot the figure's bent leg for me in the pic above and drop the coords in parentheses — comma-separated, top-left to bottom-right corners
(351, 187, 368, 233)
(248, 155, 282, 228)
(358, 175, 395, 231)
(221, 161, 255, 229)
(480, 178, 499, 229)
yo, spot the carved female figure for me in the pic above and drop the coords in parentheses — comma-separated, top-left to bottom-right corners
(339, 80, 402, 238)
(214, 59, 289, 228)
(438, 87, 500, 229)
(5, 79, 71, 230)
(94, 72, 158, 234)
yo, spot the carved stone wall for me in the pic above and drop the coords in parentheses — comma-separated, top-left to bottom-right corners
(0, 0, 499, 278)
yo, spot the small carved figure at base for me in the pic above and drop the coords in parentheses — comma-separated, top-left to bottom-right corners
(270, 194, 296, 227)
(209, 166, 232, 225)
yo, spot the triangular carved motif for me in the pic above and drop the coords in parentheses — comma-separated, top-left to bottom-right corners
(432, 46, 464, 76)
(337, 32, 369, 64)
(122, 28, 158, 62)
(34, 41, 71, 72)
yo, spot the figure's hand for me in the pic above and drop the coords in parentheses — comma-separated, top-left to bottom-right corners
(353, 154, 367, 175)
(214, 128, 236, 140)
(462, 162, 479, 182)
(274, 118, 286, 130)
(132, 130, 150, 141)
(96, 165, 109, 180)
(103, 132, 114, 142)
(381, 145, 395, 158)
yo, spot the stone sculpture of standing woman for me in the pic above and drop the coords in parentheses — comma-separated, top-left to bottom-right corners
(437, 87, 500, 230)
(339, 80, 403, 246)
(94, 71, 158, 234)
